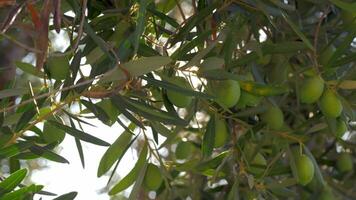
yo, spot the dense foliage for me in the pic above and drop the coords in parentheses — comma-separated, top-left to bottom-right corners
(0, 0, 356, 199)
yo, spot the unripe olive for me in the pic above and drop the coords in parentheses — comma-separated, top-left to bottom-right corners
(214, 118, 229, 148)
(319, 90, 343, 118)
(295, 154, 314, 185)
(42, 120, 65, 143)
(236, 90, 262, 108)
(175, 141, 195, 160)
(261, 106, 284, 130)
(318, 187, 335, 200)
(213, 80, 240, 108)
(335, 119, 347, 138)
(46, 54, 70, 80)
(167, 77, 193, 108)
(336, 153, 353, 173)
(143, 163, 163, 191)
(300, 76, 324, 104)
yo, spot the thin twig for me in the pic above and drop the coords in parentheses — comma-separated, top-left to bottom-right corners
(0, 74, 104, 113)
(175, 0, 186, 22)
(313, 6, 330, 71)
(0, 32, 42, 53)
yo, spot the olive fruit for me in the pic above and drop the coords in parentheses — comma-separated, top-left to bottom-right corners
(42, 120, 65, 143)
(236, 90, 262, 108)
(143, 163, 163, 191)
(167, 77, 193, 108)
(319, 90, 343, 118)
(175, 141, 195, 160)
(214, 118, 230, 148)
(300, 76, 324, 104)
(335, 119, 347, 138)
(318, 187, 335, 200)
(212, 80, 240, 108)
(46, 53, 70, 80)
(261, 106, 284, 130)
(295, 154, 314, 185)
(336, 153, 353, 173)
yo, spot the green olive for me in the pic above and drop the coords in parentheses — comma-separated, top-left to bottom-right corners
(213, 80, 241, 108)
(300, 76, 324, 104)
(143, 163, 163, 191)
(175, 141, 195, 160)
(336, 153, 353, 173)
(236, 90, 262, 108)
(214, 118, 230, 148)
(261, 106, 284, 130)
(295, 154, 314, 185)
(319, 89, 343, 118)
(42, 119, 66, 143)
(46, 54, 70, 80)
(318, 187, 335, 200)
(335, 119, 347, 138)
(167, 77, 193, 108)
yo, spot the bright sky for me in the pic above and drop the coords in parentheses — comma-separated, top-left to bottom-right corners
(33, 119, 136, 200)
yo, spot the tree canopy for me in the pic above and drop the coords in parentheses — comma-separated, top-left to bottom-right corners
(0, 0, 356, 199)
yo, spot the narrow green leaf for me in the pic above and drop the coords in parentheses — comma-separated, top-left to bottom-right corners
(133, 0, 148, 54)
(102, 56, 171, 83)
(330, 0, 356, 13)
(1, 184, 43, 200)
(0, 169, 27, 196)
(0, 141, 34, 159)
(53, 192, 78, 200)
(118, 95, 187, 126)
(128, 162, 148, 200)
(142, 76, 213, 99)
(83, 21, 115, 61)
(30, 145, 69, 164)
(109, 143, 148, 195)
(80, 100, 110, 124)
(147, 6, 179, 28)
(15, 61, 45, 77)
(110, 96, 145, 129)
(202, 116, 216, 158)
(48, 120, 110, 146)
(281, 12, 314, 51)
(0, 88, 26, 99)
(97, 124, 135, 177)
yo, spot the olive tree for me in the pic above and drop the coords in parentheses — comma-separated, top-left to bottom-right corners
(0, 0, 356, 199)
